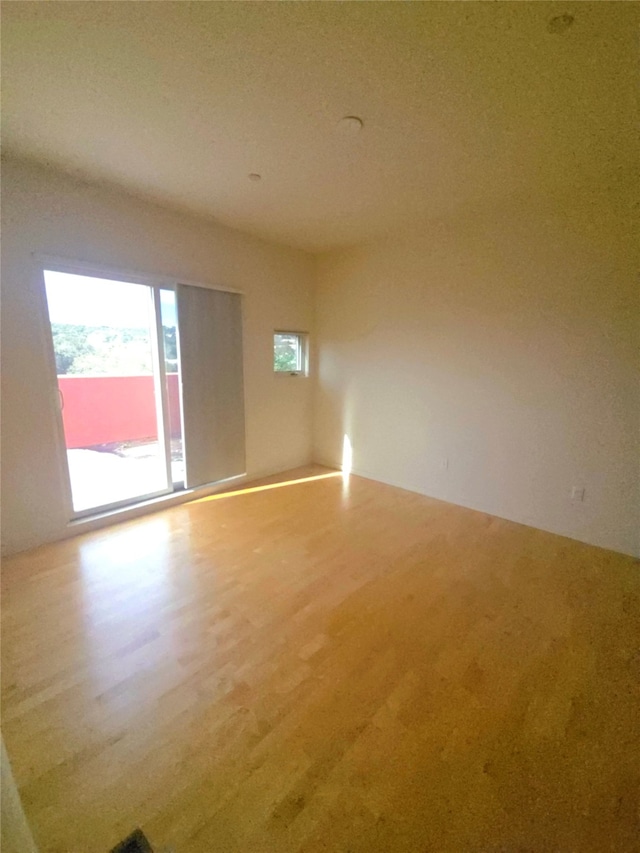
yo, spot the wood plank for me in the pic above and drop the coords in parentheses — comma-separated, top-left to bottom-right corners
(2, 467, 639, 852)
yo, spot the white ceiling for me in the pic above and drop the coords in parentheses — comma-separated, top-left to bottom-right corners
(2, 1, 637, 252)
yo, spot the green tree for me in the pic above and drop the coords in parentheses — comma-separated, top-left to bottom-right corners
(51, 324, 93, 374)
(163, 326, 177, 361)
(274, 335, 299, 372)
(51, 323, 159, 375)
(274, 349, 298, 371)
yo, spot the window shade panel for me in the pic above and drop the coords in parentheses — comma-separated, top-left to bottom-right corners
(177, 285, 245, 488)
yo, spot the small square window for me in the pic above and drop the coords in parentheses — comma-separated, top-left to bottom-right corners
(274, 332, 306, 374)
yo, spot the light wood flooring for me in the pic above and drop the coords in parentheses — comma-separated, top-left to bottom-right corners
(2, 466, 639, 852)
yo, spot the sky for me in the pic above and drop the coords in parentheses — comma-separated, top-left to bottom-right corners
(44, 270, 177, 328)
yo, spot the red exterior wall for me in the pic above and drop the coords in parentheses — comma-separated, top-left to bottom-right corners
(57, 374, 181, 448)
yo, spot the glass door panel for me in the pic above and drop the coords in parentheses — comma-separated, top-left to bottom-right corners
(159, 289, 185, 487)
(44, 270, 171, 514)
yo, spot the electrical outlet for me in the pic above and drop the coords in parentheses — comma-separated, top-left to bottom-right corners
(571, 486, 585, 502)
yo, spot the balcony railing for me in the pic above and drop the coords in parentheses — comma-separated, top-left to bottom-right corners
(57, 374, 181, 448)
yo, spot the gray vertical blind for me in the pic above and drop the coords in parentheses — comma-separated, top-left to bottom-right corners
(176, 285, 245, 489)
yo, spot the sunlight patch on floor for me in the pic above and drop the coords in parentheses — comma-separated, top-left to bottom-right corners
(189, 470, 342, 504)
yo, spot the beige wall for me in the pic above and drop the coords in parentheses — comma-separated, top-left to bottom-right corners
(2, 159, 637, 558)
(314, 194, 639, 557)
(1, 158, 315, 555)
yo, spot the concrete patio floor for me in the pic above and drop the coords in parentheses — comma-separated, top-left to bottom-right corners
(67, 443, 184, 512)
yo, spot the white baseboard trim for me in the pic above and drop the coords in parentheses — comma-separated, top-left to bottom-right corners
(3, 457, 317, 556)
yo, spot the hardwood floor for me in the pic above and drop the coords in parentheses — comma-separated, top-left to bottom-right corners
(2, 466, 639, 853)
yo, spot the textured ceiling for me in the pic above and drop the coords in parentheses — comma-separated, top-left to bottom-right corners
(2, 1, 637, 252)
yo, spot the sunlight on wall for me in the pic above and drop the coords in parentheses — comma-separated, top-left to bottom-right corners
(341, 434, 353, 504)
(342, 434, 353, 475)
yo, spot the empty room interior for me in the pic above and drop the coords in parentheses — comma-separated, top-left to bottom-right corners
(1, 2, 639, 852)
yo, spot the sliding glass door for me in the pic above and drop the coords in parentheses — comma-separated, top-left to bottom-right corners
(43, 264, 246, 518)
(43, 270, 180, 515)
(158, 288, 185, 487)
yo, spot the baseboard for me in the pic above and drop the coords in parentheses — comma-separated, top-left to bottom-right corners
(2, 457, 316, 557)
(312, 458, 639, 559)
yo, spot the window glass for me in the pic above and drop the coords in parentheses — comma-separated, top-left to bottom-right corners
(274, 332, 303, 373)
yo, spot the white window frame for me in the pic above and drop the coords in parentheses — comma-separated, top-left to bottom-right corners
(273, 330, 308, 376)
